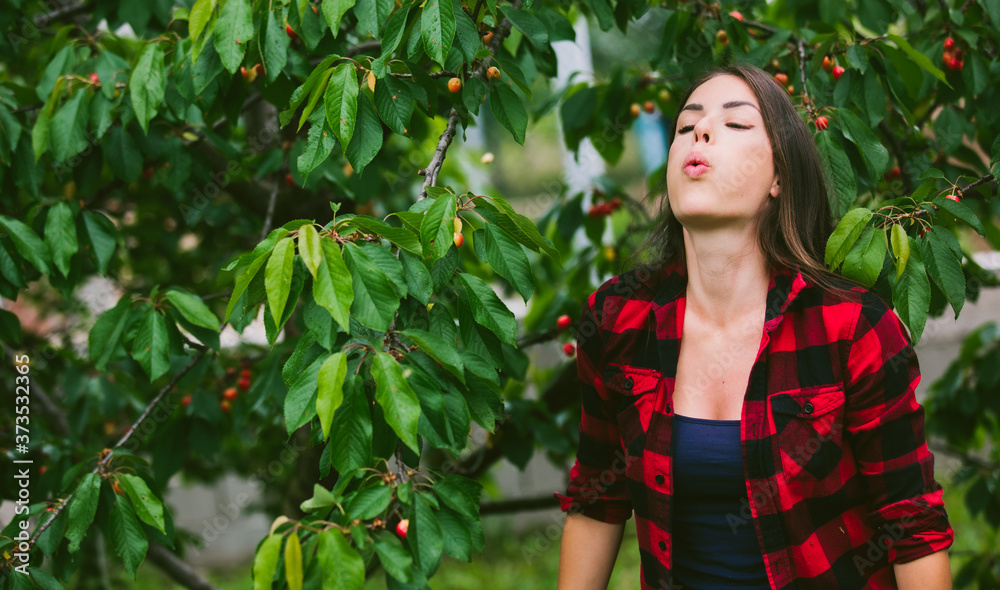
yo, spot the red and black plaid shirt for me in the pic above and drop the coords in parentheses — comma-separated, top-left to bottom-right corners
(554, 260, 954, 589)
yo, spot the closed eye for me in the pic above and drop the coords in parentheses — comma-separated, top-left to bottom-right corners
(677, 122, 751, 134)
(677, 125, 694, 134)
(727, 122, 751, 129)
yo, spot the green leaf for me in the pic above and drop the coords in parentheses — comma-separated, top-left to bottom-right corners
(932, 196, 984, 235)
(400, 250, 432, 305)
(421, 0, 457, 67)
(412, 492, 444, 575)
(815, 126, 857, 217)
(890, 224, 909, 280)
(437, 506, 472, 561)
(132, 307, 171, 381)
(890, 240, 929, 344)
(325, 62, 359, 152)
(297, 224, 322, 278)
(82, 211, 118, 275)
(330, 386, 374, 475)
(432, 474, 480, 520)
(252, 534, 283, 590)
(342, 215, 423, 257)
(347, 485, 393, 519)
(224, 233, 282, 324)
(373, 70, 414, 137)
(36, 45, 75, 102)
(489, 82, 528, 145)
(371, 351, 422, 453)
(110, 493, 149, 579)
(89, 296, 134, 369)
(50, 90, 90, 163)
(299, 116, 337, 182)
(32, 102, 52, 161)
(104, 125, 142, 182)
(130, 42, 166, 134)
(164, 288, 219, 331)
(66, 472, 101, 553)
(420, 193, 457, 261)
(317, 530, 365, 589)
(265, 237, 295, 325)
(317, 352, 347, 439)
(836, 110, 889, 182)
(189, 0, 216, 43)
(285, 353, 327, 436)
(401, 329, 465, 384)
(484, 224, 534, 302)
(824, 207, 873, 269)
(313, 238, 354, 331)
(475, 196, 559, 260)
(343, 242, 398, 331)
(886, 33, 949, 86)
(841, 226, 887, 287)
(323, 0, 357, 35)
(373, 530, 414, 583)
(921, 228, 965, 317)
(455, 273, 517, 345)
(44, 201, 78, 277)
(345, 91, 382, 175)
(263, 9, 290, 84)
(284, 532, 304, 590)
(0, 215, 51, 274)
(118, 474, 166, 534)
(214, 0, 254, 74)
(0, 308, 22, 344)
(499, 6, 548, 47)
(301, 483, 337, 512)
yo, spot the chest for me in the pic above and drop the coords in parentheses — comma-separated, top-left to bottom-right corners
(672, 321, 764, 420)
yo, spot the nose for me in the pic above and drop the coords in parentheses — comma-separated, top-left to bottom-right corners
(693, 116, 713, 144)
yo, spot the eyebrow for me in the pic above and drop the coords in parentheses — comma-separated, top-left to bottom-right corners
(680, 101, 761, 112)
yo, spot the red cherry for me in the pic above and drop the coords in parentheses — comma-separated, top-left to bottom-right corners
(774, 72, 789, 85)
(238, 377, 251, 392)
(728, 10, 743, 21)
(285, 24, 299, 39)
(832, 66, 846, 81)
(890, 167, 901, 179)
(944, 37, 955, 49)
(945, 194, 960, 202)
(285, 173, 295, 187)
(220, 400, 232, 413)
(241, 368, 252, 380)
(821, 56, 834, 72)
(39, 465, 47, 475)
(563, 342, 576, 357)
(557, 314, 571, 329)
(142, 167, 154, 179)
(181, 395, 192, 408)
(223, 387, 238, 401)
(113, 480, 124, 495)
(957, 60, 964, 71)
(948, 57, 960, 71)
(814, 116, 829, 131)
(89, 72, 99, 84)
(610, 196, 622, 210)
(396, 519, 409, 538)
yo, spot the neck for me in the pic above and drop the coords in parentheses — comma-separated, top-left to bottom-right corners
(681, 226, 770, 329)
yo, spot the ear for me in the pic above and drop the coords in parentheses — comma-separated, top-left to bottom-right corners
(769, 176, 781, 198)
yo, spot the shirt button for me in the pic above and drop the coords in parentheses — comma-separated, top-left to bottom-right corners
(803, 401, 814, 414)
(624, 377, 634, 390)
(655, 474, 665, 485)
(658, 541, 666, 552)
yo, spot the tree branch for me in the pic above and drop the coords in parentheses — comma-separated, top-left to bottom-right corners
(34, 1, 88, 28)
(259, 178, 280, 242)
(959, 173, 994, 195)
(480, 494, 560, 515)
(28, 349, 211, 547)
(146, 542, 220, 590)
(418, 108, 461, 201)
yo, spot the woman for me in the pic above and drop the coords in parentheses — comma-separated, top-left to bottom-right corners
(554, 64, 954, 589)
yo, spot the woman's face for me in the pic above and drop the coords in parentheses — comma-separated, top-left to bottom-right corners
(666, 74, 779, 231)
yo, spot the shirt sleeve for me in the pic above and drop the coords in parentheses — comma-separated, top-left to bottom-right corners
(844, 291, 954, 564)
(553, 290, 633, 524)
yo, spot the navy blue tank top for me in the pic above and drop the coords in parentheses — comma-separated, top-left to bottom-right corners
(671, 413, 770, 589)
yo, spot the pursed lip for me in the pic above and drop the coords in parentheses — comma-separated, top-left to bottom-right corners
(682, 152, 711, 177)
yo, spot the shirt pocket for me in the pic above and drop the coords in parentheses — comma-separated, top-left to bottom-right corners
(768, 384, 846, 482)
(604, 364, 662, 462)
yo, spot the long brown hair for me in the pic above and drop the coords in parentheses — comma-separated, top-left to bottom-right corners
(628, 63, 845, 290)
